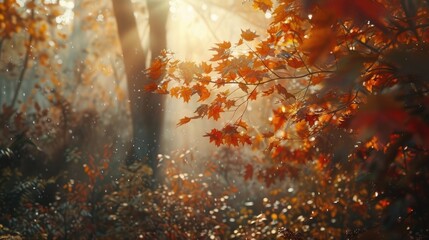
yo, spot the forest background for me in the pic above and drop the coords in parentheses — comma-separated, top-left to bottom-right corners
(1, 0, 429, 239)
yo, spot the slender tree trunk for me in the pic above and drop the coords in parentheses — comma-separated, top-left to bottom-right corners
(112, 0, 168, 180)
(144, 0, 168, 172)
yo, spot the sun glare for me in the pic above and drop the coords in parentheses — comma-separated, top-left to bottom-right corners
(56, 0, 74, 25)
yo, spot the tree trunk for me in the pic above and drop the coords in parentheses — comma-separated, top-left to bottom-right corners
(112, 0, 168, 180)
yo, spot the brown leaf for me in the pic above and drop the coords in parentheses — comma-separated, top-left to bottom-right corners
(276, 84, 295, 100)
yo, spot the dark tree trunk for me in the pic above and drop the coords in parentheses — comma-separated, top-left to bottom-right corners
(112, 0, 168, 180)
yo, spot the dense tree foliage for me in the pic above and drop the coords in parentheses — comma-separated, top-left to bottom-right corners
(1, 0, 428, 239)
(147, 0, 429, 238)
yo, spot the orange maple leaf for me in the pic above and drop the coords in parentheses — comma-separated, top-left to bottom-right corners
(180, 87, 193, 102)
(208, 104, 223, 120)
(170, 86, 181, 98)
(193, 84, 211, 102)
(272, 108, 287, 131)
(256, 40, 274, 57)
(148, 59, 164, 79)
(249, 90, 258, 100)
(210, 41, 231, 61)
(253, 0, 273, 12)
(241, 29, 259, 41)
(177, 117, 192, 126)
(201, 62, 212, 74)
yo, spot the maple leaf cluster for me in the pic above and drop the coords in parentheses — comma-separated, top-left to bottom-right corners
(147, 0, 429, 234)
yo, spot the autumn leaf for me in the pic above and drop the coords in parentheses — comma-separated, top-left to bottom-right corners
(208, 104, 223, 120)
(204, 128, 223, 146)
(262, 86, 275, 96)
(295, 120, 308, 138)
(241, 29, 259, 41)
(305, 114, 319, 127)
(249, 90, 258, 100)
(253, 0, 273, 12)
(180, 87, 193, 102)
(350, 95, 409, 143)
(236, 120, 249, 130)
(244, 164, 254, 180)
(156, 80, 170, 94)
(276, 84, 295, 100)
(177, 117, 192, 126)
(194, 104, 209, 117)
(256, 40, 274, 57)
(327, 0, 388, 29)
(272, 3, 289, 25)
(238, 83, 249, 93)
(224, 99, 236, 109)
(287, 57, 305, 68)
(240, 134, 252, 145)
(148, 59, 164, 79)
(272, 108, 287, 131)
(193, 84, 210, 102)
(311, 74, 324, 85)
(210, 41, 231, 61)
(201, 61, 212, 74)
(179, 61, 199, 84)
(144, 83, 158, 92)
(300, 27, 336, 64)
(170, 86, 181, 98)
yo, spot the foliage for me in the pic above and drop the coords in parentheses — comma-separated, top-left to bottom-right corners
(146, 0, 429, 237)
(1, 0, 429, 239)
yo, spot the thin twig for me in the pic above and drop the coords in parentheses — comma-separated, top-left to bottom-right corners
(11, 35, 33, 108)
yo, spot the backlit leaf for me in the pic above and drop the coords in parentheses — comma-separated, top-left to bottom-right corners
(241, 29, 259, 41)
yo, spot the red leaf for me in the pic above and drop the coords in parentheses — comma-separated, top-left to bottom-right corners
(204, 129, 223, 146)
(144, 83, 158, 92)
(287, 58, 305, 68)
(300, 27, 336, 64)
(244, 164, 254, 181)
(305, 114, 319, 127)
